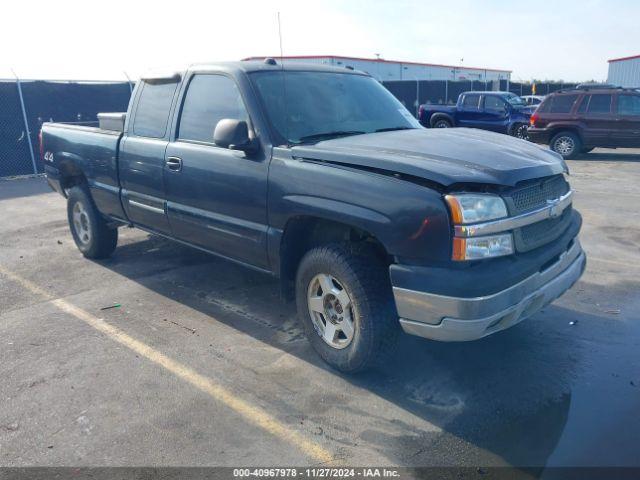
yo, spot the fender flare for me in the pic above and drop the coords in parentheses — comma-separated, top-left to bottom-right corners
(429, 113, 454, 128)
(55, 153, 88, 188)
(280, 194, 391, 240)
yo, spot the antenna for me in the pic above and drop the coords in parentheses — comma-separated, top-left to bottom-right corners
(276, 12, 290, 146)
(277, 12, 284, 61)
(123, 71, 133, 94)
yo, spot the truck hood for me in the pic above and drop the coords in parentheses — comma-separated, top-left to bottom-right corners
(290, 128, 566, 188)
(515, 105, 536, 115)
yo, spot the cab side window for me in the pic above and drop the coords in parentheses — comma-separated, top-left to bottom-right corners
(133, 80, 179, 138)
(617, 95, 640, 116)
(461, 94, 480, 109)
(576, 96, 588, 114)
(178, 75, 249, 144)
(484, 96, 506, 111)
(586, 94, 612, 114)
(547, 94, 579, 114)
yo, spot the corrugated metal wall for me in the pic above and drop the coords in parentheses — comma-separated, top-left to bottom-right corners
(608, 57, 640, 88)
(276, 57, 510, 82)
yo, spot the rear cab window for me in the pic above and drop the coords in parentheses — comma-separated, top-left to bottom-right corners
(133, 80, 179, 138)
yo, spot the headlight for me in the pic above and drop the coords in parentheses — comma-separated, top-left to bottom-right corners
(453, 234, 514, 261)
(445, 194, 508, 224)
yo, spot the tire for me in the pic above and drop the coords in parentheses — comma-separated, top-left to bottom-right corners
(550, 131, 582, 159)
(510, 123, 529, 140)
(431, 117, 452, 128)
(295, 243, 398, 373)
(67, 185, 118, 259)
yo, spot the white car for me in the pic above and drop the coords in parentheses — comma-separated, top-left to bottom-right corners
(521, 95, 545, 107)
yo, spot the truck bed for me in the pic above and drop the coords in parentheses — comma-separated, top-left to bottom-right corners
(41, 122, 127, 221)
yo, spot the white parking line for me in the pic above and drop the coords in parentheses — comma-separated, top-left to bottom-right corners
(0, 264, 335, 465)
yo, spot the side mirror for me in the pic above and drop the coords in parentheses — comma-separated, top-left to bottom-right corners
(213, 119, 257, 152)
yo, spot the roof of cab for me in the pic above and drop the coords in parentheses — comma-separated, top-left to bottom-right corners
(188, 60, 369, 75)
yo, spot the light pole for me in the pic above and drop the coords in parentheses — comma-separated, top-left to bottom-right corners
(414, 76, 420, 118)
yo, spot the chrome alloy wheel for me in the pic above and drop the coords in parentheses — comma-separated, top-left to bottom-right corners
(434, 120, 450, 128)
(514, 124, 529, 140)
(307, 273, 355, 349)
(72, 201, 91, 245)
(554, 136, 575, 156)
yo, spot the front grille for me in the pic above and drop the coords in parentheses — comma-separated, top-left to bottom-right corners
(504, 175, 572, 252)
(513, 206, 573, 252)
(508, 175, 569, 215)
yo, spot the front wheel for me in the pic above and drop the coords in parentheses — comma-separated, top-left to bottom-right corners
(550, 131, 582, 159)
(67, 185, 118, 259)
(295, 243, 398, 373)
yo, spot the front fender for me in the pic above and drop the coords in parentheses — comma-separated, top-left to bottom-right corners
(281, 195, 391, 231)
(268, 153, 452, 267)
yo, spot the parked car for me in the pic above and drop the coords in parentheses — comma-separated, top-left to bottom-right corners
(521, 95, 545, 107)
(418, 91, 532, 139)
(41, 60, 585, 372)
(528, 87, 640, 158)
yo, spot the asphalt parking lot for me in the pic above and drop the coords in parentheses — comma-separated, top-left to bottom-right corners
(1, 149, 639, 472)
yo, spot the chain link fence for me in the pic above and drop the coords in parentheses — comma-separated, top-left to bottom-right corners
(0, 81, 34, 176)
(383, 79, 497, 116)
(500, 80, 579, 97)
(0, 80, 132, 177)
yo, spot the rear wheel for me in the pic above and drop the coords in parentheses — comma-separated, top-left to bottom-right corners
(550, 131, 582, 159)
(67, 186, 118, 259)
(295, 243, 398, 373)
(432, 118, 452, 128)
(510, 123, 529, 140)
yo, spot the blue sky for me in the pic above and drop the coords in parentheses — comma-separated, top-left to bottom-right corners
(1, 0, 638, 81)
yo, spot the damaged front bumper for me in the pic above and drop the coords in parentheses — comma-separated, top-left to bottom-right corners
(393, 238, 586, 341)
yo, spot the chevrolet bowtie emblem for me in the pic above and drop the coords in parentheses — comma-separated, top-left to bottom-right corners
(547, 198, 562, 218)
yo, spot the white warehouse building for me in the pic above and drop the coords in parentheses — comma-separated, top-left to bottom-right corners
(608, 54, 640, 88)
(243, 55, 511, 83)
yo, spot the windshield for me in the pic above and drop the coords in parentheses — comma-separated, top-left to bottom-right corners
(250, 71, 421, 145)
(504, 93, 526, 107)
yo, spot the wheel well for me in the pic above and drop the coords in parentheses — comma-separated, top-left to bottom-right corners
(549, 127, 583, 144)
(278, 217, 389, 301)
(58, 161, 88, 194)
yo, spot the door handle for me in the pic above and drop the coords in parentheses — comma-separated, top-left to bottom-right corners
(166, 156, 182, 172)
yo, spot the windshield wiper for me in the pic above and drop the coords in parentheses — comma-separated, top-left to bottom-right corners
(296, 130, 365, 144)
(375, 126, 414, 133)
